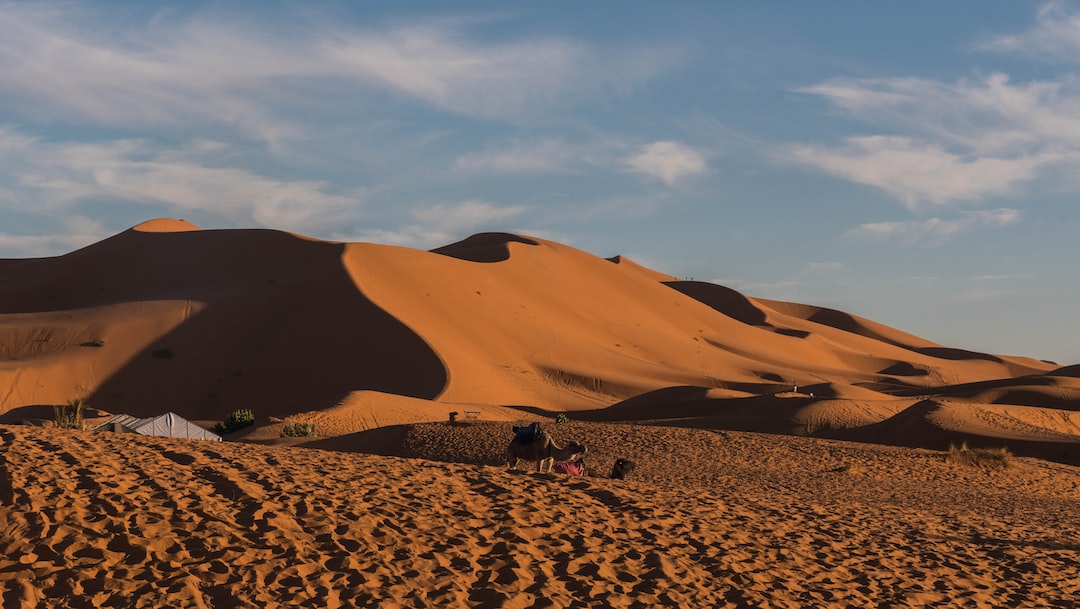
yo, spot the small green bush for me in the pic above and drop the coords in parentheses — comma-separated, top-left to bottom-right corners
(555, 413, 569, 424)
(280, 422, 317, 437)
(54, 398, 86, 430)
(215, 409, 256, 434)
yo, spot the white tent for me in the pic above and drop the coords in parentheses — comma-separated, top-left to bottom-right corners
(94, 412, 222, 441)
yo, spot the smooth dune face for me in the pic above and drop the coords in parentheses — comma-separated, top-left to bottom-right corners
(0, 220, 1078, 463)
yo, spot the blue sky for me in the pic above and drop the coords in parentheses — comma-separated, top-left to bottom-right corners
(2, 1, 1079, 364)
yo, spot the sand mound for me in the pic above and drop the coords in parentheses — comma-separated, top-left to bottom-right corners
(131, 218, 201, 232)
(1, 219, 1077, 464)
(2, 423, 1077, 608)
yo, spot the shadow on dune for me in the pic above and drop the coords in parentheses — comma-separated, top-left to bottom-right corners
(0, 405, 109, 425)
(888, 375, 1056, 398)
(914, 347, 1003, 363)
(824, 399, 1080, 466)
(878, 362, 929, 377)
(430, 233, 539, 263)
(663, 281, 770, 327)
(568, 385, 820, 434)
(299, 425, 412, 456)
(1050, 364, 1080, 377)
(6, 228, 448, 420)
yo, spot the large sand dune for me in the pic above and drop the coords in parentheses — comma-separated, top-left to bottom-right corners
(2, 220, 1079, 607)
(1, 219, 1078, 463)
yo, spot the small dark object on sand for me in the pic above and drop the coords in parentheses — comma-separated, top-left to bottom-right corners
(610, 458, 635, 480)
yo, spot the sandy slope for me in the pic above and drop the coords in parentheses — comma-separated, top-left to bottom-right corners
(1, 424, 1077, 608)
(1, 219, 1078, 463)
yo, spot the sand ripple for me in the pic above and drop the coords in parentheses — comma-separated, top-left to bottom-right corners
(1, 424, 1078, 608)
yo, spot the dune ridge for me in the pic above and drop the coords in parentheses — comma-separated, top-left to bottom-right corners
(2, 220, 1078, 607)
(0, 220, 1077, 464)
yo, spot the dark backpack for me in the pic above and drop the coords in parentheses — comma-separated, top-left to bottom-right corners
(514, 422, 543, 444)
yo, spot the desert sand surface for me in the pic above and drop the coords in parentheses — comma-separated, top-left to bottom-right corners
(1, 422, 1078, 608)
(2, 220, 1079, 606)
(1, 219, 1078, 464)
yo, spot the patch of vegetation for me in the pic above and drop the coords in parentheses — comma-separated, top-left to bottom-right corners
(80, 340, 106, 348)
(215, 409, 256, 435)
(54, 398, 86, 430)
(947, 442, 1014, 469)
(280, 422, 317, 437)
(555, 413, 570, 424)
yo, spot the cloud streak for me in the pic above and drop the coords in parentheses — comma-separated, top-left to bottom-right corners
(786, 4, 1080, 209)
(623, 141, 707, 186)
(784, 136, 1043, 209)
(0, 5, 671, 142)
(0, 215, 109, 258)
(337, 200, 528, 249)
(846, 209, 1020, 246)
(455, 138, 579, 174)
(0, 128, 359, 235)
(978, 1, 1080, 62)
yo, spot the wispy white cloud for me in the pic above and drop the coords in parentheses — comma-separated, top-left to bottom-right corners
(623, 141, 707, 186)
(411, 200, 527, 233)
(324, 24, 672, 120)
(455, 138, 578, 173)
(784, 136, 1044, 209)
(0, 215, 109, 258)
(797, 73, 1080, 156)
(0, 128, 359, 235)
(337, 200, 527, 249)
(0, 5, 672, 142)
(846, 208, 1020, 246)
(978, 1, 1080, 62)
(787, 4, 1080, 208)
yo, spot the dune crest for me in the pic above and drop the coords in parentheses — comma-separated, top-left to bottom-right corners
(131, 218, 201, 232)
(0, 222, 1076, 464)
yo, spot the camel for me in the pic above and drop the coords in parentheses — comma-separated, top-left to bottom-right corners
(506, 431, 587, 473)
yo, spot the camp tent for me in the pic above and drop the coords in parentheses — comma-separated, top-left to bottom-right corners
(94, 412, 222, 441)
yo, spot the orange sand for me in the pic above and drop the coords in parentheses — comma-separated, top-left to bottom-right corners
(1, 423, 1077, 608)
(2, 220, 1080, 606)
(2, 220, 1076, 465)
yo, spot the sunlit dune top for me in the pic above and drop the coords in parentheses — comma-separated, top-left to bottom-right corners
(131, 218, 201, 233)
(607, 255, 678, 282)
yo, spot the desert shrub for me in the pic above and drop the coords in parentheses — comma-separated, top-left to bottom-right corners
(80, 340, 106, 348)
(947, 442, 1014, 469)
(54, 398, 86, 430)
(280, 422, 317, 437)
(555, 413, 569, 424)
(216, 409, 256, 434)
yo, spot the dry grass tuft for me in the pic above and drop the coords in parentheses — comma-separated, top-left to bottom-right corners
(947, 442, 1014, 469)
(53, 398, 86, 430)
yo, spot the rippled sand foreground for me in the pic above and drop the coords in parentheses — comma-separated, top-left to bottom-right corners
(2, 424, 1077, 608)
